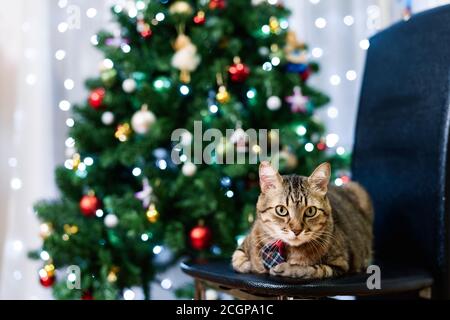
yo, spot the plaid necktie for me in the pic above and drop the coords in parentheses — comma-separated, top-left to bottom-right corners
(261, 240, 286, 270)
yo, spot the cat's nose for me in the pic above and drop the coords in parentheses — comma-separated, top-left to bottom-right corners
(292, 229, 302, 236)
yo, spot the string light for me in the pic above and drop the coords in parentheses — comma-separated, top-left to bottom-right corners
(305, 143, 314, 152)
(335, 178, 344, 186)
(86, 8, 97, 18)
(153, 245, 162, 255)
(346, 70, 357, 81)
(337, 147, 346, 155)
(359, 39, 370, 50)
(161, 279, 172, 290)
(141, 234, 149, 241)
(315, 17, 327, 29)
(132, 168, 142, 176)
(123, 289, 135, 300)
(55, 50, 66, 60)
(312, 47, 323, 58)
(330, 75, 341, 86)
(326, 133, 340, 148)
(66, 118, 75, 127)
(343, 15, 355, 26)
(10, 178, 23, 191)
(64, 79, 74, 90)
(90, 35, 99, 46)
(209, 104, 218, 113)
(327, 106, 339, 119)
(296, 125, 307, 136)
(96, 209, 104, 218)
(83, 157, 94, 166)
(155, 12, 165, 21)
(57, 22, 68, 33)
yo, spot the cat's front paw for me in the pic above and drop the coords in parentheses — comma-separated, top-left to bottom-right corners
(232, 250, 252, 273)
(270, 263, 309, 278)
(269, 263, 292, 277)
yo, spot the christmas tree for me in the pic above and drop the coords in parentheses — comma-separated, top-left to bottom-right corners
(31, 0, 349, 299)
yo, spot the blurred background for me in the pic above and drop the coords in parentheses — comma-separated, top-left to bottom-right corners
(0, 0, 448, 299)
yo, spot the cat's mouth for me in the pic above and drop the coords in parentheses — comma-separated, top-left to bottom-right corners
(281, 231, 311, 247)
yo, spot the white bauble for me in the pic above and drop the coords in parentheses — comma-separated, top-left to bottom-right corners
(182, 162, 197, 177)
(104, 214, 119, 228)
(252, 0, 266, 5)
(266, 96, 282, 111)
(122, 78, 137, 93)
(101, 111, 115, 125)
(131, 107, 156, 134)
(180, 131, 193, 146)
(205, 289, 219, 300)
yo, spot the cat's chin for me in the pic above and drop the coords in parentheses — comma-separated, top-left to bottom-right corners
(284, 238, 309, 247)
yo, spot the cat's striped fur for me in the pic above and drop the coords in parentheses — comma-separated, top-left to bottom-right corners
(232, 162, 373, 279)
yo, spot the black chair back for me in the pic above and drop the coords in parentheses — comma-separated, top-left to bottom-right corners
(352, 5, 450, 298)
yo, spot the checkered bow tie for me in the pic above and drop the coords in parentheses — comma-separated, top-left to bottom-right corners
(261, 240, 286, 270)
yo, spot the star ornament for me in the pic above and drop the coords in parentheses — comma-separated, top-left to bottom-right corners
(135, 178, 153, 208)
(286, 86, 309, 113)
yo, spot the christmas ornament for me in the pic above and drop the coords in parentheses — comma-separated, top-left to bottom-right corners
(39, 223, 53, 239)
(71, 153, 81, 171)
(216, 86, 230, 104)
(135, 178, 153, 208)
(301, 67, 312, 82)
(39, 264, 56, 287)
(286, 86, 308, 113)
(182, 161, 197, 177)
(80, 193, 100, 217)
(131, 105, 156, 134)
(169, 1, 193, 15)
(266, 96, 282, 111)
(107, 266, 120, 283)
(317, 140, 327, 151)
(209, 0, 226, 10)
(269, 16, 281, 33)
(104, 214, 119, 228)
(64, 224, 79, 235)
(115, 123, 132, 142)
(81, 292, 94, 300)
(193, 11, 206, 25)
(122, 78, 137, 93)
(88, 88, 105, 109)
(190, 223, 212, 250)
(206, 289, 219, 300)
(101, 111, 115, 125)
(101, 69, 117, 87)
(252, 0, 266, 5)
(171, 33, 200, 83)
(285, 31, 308, 74)
(137, 18, 152, 38)
(228, 57, 250, 82)
(146, 204, 159, 223)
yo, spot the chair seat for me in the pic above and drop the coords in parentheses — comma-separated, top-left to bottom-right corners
(181, 259, 433, 298)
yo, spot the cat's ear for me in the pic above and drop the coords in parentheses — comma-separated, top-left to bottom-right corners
(259, 161, 282, 193)
(308, 162, 331, 195)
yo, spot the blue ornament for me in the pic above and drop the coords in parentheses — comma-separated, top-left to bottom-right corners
(286, 63, 308, 74)
(220, 176, 231, 188)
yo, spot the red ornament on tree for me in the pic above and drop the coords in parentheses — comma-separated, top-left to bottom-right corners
(228, 57, 250, 82)
(88, 88, 106, 109)
(300, 67, 312, 82)
(193, 11, 206, 25)
(137, 18, 152, 38)
(189, 222, 212, 250)
(82, 291, 94, 300)
(80, 193, 100, 217)
(39, 275, 55, 287)
(209, 0, 226, 10)
(317, 141, 327, 151)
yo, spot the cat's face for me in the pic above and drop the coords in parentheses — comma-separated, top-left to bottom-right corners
(256, 162, 332, 247)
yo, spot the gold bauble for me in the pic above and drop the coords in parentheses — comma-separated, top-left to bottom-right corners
(115, 123, 132, 142)
(216, 86, 230, 104)
(146, 204, 159, 223)
(169, 1, 193, 15)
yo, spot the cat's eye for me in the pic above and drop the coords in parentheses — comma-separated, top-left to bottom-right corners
(304, 206, 318, 218)
(275, 205, 289, 217)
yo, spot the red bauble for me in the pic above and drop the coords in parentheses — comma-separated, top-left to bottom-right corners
(189, 225, 212, 250)
(301, 67, 312, 82)
(209, 0, 226, 10)
(88, 88, 105, 109)
(82, 292, 94, 300)
(193, 11, 206, 25)
(80, 194, 100, 217)
(317, 142, 327, 151)
(39, 275, 55, 287)
(228, 61, 250, 82)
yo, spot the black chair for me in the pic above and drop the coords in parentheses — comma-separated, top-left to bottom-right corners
(181, 5, 450, 299)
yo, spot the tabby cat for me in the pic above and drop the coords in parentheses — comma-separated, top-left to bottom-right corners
(232, 161, 373, 279)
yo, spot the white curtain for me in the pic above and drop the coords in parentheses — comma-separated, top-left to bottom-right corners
(0, 0, 448, 300)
